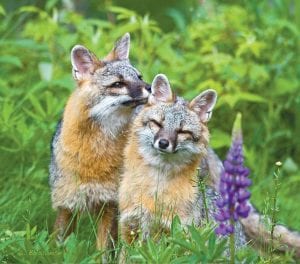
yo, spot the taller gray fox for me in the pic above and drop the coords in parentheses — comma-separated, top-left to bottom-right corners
(49, 33, 150, 251)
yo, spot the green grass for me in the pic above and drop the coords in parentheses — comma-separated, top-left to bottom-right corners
(1, 0, 300, 263)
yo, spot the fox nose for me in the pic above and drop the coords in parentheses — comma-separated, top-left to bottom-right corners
(158, 139, 169, 149)
(145, 84, 151, 93)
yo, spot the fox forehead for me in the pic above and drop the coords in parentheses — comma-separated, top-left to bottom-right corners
(96, 60, 141, 83)
(144, 102, 202, 134)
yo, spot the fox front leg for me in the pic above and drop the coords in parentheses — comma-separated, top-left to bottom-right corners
(53, 207, 77, 242)
(96, 202, 118, 252)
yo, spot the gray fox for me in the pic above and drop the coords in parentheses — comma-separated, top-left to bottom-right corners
(49, 33, 150, 251)
(199, 148, 300, 257)
(119, 74, 246, 247)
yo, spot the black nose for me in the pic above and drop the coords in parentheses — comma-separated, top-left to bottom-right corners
(158, 139, 169, 149)
(145, 84, 151, 92)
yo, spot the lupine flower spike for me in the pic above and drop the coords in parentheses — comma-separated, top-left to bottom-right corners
(215, 113, 252, 236)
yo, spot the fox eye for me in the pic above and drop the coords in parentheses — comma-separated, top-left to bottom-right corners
(148, 119, 162, 131)
(178, 130, 195, 141)
(111, 81, 125, 88)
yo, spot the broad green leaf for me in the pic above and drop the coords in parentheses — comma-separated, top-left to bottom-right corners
(212, 238, 227, 259)
(0, 5, 6, 16)
(274, 78, 299, 95)
(19, 6, 49, 19)
(0, 55, 22, 68)
(28, 95, 46, 118)
(207, 232, 216, 258)
(282, 158, 298, 173)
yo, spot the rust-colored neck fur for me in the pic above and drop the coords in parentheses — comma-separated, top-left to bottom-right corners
(57, 89, 128, 183)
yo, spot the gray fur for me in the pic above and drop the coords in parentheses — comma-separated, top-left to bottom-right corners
(49, 120, 62, 188)
(136, 98, 207, 172)
(198, 147, 223, 188)
(96, 60, 142, 86)
(51, 182, 118, 211)
(86, 60, 149, 136)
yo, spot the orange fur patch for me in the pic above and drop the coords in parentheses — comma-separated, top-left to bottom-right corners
(57, 88, 128, 184)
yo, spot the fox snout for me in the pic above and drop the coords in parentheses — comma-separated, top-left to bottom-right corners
(153, 132, 176, 153)
(122, 81, 151, 107)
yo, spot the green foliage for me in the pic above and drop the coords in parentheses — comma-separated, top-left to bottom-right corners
(0, 0, 299, 262)
(0, 225, 101, 263)
(124, 218, 229, 263)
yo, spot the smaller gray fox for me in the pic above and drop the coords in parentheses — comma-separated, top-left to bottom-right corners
(119, 74, 246, 247)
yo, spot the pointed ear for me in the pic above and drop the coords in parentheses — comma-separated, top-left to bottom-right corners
(105, 33, 130, 61)
(189, 89, 217, 122)
(149, 74, 174, 105)
(71, 45, 99, 80)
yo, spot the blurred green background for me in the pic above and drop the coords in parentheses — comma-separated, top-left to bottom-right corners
(0, 0, 300, 262)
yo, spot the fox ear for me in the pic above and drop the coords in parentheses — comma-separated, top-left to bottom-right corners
(105, 33, 130, 61)
(190, 89, 217, 122)
(71, 45, 98, 80)
(149, 74, 174, 105)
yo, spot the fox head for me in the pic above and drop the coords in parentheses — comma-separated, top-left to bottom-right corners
(132, 74, 217, 170)
(70, 33, 150, 136)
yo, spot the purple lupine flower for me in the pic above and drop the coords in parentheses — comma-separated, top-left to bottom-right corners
(215, 113, 252, 236)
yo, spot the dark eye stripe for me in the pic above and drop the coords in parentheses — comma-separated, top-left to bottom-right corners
(178, 130, 199, 141)
(178, 130, 193, 135)
(149, 119, 162, 128)
(110, 81, 126, 88)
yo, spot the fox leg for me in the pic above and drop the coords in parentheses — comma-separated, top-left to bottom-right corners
(120, 221, 139, 244)
(54, 207, 77, 242)
(96, 202, 118, 252)
(119, 216, 140, 264)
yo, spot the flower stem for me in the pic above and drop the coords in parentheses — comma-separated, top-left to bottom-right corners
(197, 168, 209, 223)
(270, 163, 281, 261)
(230, 231, 235, 264)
